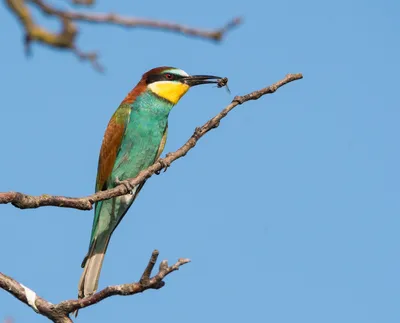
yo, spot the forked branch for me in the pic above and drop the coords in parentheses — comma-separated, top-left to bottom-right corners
(0, 250, 190, 322)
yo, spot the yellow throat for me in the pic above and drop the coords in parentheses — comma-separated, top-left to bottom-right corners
(148, 81, 190, 105)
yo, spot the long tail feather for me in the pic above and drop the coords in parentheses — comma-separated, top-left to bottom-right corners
(75, 234, 110, 317)
(79, 235, 111, 297)
(75, 192, 138, 317)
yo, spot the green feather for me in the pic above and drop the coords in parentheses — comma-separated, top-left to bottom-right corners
(89, 89, 173, 248)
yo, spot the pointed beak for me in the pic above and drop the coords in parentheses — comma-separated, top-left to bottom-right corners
(181, 75, 223, 87)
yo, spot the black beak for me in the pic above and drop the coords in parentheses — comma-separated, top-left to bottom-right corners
(181, 75, 222, 87)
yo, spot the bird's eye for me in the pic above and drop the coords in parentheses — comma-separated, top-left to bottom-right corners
(165, 73, 173, 80)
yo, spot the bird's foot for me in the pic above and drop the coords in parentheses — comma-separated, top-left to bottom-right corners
(114, 177, 134, 194)
(155, 157, 171, 175)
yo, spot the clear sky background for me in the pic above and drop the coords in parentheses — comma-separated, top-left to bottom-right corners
(1, 0, 399, 322)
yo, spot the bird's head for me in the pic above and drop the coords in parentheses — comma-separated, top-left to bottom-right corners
(142, 66, 223, 105)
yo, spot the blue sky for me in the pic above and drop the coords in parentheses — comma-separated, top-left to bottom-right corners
(1, 0, 399, 322)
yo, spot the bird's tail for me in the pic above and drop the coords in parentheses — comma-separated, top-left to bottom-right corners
(78, 234, 111, 298)
(75, 193, 137, 317)
(74, 233, 111, 317)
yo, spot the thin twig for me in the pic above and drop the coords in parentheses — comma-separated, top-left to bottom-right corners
(70, 0, 94, 6)
(0, 73, 303, 210)
(140, 250, 159, 284)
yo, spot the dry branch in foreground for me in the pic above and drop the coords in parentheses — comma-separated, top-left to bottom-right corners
(5, 0, 242, 71)
(0, 73, 303, 210)
(0, 250, 189, 323)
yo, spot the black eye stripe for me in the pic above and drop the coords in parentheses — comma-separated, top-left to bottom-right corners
(146, 73, 185, 84)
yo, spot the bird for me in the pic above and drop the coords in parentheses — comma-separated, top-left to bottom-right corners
(77, 66, 223, 302)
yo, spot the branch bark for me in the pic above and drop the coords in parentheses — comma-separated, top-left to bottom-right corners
(70, 0, 94, 6)
(0, 73, 303, 210)
(0, 250, 189, 322)
(5, 0, 241, 71)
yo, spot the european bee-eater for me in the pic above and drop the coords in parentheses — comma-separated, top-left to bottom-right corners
(78, 66, 222, 300)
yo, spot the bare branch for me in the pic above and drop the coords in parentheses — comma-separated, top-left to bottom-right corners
(5, 0, 241, 70)
(32, 0, 241, 40)
(0, 251, 190, 322)
(0, 191, 93, 210)
(0, 73, 303, 210)
(70, 0, 94, 6)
